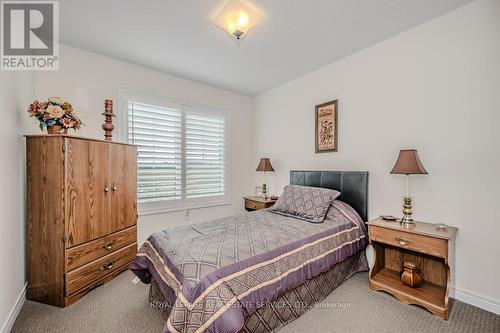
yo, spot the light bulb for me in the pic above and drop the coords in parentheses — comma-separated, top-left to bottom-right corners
(238, 13, 248, 27)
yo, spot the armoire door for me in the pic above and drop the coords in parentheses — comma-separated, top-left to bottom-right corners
(65, 138, 111, 247)
(110, 144, 137, 232)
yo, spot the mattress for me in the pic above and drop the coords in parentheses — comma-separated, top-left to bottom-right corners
(131, 200, 368, 333)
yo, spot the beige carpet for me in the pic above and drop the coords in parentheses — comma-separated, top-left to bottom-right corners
(12, 271, 500, 333)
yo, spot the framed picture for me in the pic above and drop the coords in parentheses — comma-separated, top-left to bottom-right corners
(315, 99, 338, 153)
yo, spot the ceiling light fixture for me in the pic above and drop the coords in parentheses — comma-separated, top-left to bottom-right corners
(213, 0, 263, 41)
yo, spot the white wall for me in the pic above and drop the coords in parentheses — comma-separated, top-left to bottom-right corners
(0, 71, 34, 332)
(4, 1, 499, 328)
(32, 44, 254, 242)
(254, 0, 500, 310)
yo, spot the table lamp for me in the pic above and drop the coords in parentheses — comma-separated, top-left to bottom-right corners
(390, 149, 428, 226)
(256, 158, 274, 198)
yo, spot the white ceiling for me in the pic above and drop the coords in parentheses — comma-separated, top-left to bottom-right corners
(59, 0, 473, 96)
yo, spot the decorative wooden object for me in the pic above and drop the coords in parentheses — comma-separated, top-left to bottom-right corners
(367, 217, 457, 320)
(25, 134, 137, 307)
(102, 99, 115, 141)
(401, 262, 422, 288)
(244, 196, 277, 211)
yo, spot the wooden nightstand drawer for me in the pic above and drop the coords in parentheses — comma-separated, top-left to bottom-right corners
(243, 196, 277, 211)
(245, 199, 267, 210)
(370, 225, 447, 258)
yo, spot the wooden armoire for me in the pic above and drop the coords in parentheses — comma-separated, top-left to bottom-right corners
(25, 135, 138, 307)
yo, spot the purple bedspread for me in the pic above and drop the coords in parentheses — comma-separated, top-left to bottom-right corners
(131, 200, 368, 333)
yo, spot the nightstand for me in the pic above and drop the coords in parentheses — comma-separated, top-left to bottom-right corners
(367, 218, 458, 320)
(243, 196, 277, 211)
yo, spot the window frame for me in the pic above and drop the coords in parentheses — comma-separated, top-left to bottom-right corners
(122, 90, 231, 216)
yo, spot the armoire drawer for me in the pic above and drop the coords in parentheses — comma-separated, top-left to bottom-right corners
(66, 243, 137, 295)
(66, 226, 137, 271)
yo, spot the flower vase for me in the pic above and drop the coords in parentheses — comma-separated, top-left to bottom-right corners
(47, 125, 68, 134)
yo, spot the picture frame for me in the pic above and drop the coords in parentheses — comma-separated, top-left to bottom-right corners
(315, 99, 338, 153)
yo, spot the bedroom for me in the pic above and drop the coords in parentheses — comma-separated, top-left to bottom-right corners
(1, 0, 499, 332)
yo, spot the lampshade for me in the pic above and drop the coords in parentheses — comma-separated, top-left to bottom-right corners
(256, 158, 274, 172)
(390, 149, 428, 175)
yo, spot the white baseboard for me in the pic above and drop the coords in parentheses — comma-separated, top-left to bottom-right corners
(451, 286, 500, 315)
(0, 283, 26, 333)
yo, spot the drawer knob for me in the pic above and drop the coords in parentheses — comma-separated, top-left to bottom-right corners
(103, 241, 115, 250)
(395, 237, 410, 246)
(251, 204, 256, 208)
(104, 186, 109, 193)
(103, 261, 114, 270)
(112, 185, 117, 192)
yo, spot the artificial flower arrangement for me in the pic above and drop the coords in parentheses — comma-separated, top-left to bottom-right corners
(28, 97, 83, 134)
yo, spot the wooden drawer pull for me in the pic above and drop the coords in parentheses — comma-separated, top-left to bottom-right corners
(103, 261, 114, 270)
(103, 241, 115, 250)
(395, 237, 410, 246)
(251, 204, 256, 208)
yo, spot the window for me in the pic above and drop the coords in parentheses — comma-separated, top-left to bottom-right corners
(124, 92, 228, 214)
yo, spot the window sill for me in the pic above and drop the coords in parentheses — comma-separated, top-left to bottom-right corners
(138, 200, 231, 217)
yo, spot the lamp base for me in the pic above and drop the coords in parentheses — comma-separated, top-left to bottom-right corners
(400, 196, 415, 227)
(262, 183, 267, 199)
(400, 220, 416, 227)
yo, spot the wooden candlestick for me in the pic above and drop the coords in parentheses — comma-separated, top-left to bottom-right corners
(102, 99, 115, 141)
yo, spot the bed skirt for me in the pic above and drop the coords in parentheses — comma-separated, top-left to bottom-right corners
(149, 250, 368, 333)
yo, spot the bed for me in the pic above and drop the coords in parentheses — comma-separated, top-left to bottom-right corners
(131, 170, 369, 333)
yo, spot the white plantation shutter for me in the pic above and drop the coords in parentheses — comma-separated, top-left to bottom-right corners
(128, 100, 183, 203)
(125, 92, 228, 213)
(186, 112, 226, 198)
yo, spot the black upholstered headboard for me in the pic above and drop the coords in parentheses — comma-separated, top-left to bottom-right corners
(290, 171, 369, 222)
